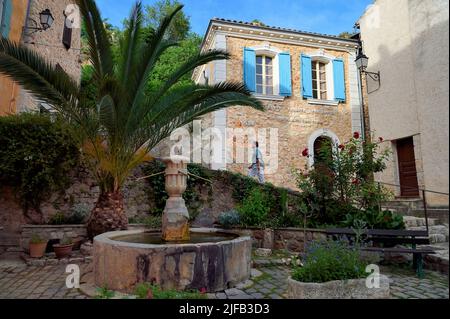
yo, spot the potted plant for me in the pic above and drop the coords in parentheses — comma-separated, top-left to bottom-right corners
(29, 234, 48, 258)
(53, 237, 73, 259)
(71, 236, 85, 250)
(287, 240, 390, 299)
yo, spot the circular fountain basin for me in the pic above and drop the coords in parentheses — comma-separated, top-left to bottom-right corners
(93, 228, 252, 293)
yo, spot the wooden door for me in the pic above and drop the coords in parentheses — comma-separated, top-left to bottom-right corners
(397, 137, 419, 197)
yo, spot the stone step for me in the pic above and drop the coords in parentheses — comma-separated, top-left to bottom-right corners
(407, 225, 449, 244)
(397, 209, 449, 224)
(403, 216, 439, 228)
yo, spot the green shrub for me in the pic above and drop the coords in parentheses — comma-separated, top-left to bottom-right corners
(129, 215, 162, 229)
(143, 216, 162, 229)
(48, 212, 67, 225)
(343, 209, 405, 230)
(292, 240, 367, 283)
(0, 114, 79, 217)
(30, 233, 46, 244)
(134, 283, 206, 299)
(66, 204, 90, 225)
(238, 188, 270, 227)
(59, 236, 73, 245)
(95, 287, 115, 299)
(218, 210, 241, 229)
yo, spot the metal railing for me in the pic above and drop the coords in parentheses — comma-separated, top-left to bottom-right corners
(376, 181, 449, 233)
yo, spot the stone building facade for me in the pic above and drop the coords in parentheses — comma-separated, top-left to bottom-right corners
(0, 0, 81, 114)
(358, 0, 449, 206)
(193, 19, 363, 189)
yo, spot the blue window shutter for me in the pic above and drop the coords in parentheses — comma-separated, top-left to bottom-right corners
(243, 48, 256, 92)
(0, 0, 12, 39)
(333, 59, 346, 102)
(278, 52, 292, 96)
(301, 54, 313, 98)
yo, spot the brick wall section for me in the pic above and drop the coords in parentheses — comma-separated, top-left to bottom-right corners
(224, 36, 354, 189)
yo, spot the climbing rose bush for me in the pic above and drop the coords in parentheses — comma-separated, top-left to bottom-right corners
(295, 133, 394, 227)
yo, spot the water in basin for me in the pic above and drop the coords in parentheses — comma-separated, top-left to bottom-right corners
(113, 231, 238, 245)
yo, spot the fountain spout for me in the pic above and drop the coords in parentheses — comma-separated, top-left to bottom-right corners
(161, 156, 190, 241)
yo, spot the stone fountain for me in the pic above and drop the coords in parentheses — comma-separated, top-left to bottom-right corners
(93, 157, 252, 293)
(161, 157, 190, 242)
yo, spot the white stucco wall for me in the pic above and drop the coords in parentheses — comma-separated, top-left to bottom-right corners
(359, 0, 449, 206)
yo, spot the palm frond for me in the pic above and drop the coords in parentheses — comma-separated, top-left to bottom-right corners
(0, 37, 79, 114)
(76, 0, 114, 81)
(0, 2, 265, 194)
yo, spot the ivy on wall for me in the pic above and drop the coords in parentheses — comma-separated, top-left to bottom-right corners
(0, 114, 79, 222)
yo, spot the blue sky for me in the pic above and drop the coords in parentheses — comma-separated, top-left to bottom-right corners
(96, 0, 373, 37)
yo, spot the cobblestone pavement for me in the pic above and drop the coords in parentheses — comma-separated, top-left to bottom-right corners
(0, 255, 448, 299)
(0, 263, 88, 299)
(386, 266, 449, 299)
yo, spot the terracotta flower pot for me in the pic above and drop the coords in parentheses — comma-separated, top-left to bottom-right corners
(53, 244, 73, 259)
(29, 242, 47, 258)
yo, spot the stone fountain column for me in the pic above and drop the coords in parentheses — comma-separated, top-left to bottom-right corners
(162, 156, 190, 242)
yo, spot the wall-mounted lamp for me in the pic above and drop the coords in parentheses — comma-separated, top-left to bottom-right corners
(24, 9, 54, 34)
(355, 50, 381, 94)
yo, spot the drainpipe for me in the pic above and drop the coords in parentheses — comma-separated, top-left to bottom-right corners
(356, 38, 367, 142)
(21, 0, 33, 41)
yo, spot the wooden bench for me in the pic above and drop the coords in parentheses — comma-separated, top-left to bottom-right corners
(325, 228, 435, 278)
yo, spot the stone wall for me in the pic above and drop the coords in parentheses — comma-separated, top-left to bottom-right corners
(0, 166, 152, 247)
(20, 225, 87, 252)
(230, 228, 327, 253)
(17, 0, 82, 112)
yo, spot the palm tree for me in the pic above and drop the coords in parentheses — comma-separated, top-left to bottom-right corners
(0, 0, 263, 238)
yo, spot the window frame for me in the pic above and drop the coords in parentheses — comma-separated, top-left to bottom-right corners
(256, 55, 274, 96)
(312, 60, 328, 100)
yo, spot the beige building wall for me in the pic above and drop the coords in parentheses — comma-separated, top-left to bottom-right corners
(194, 20, 363, 190)
(17, 0, 81, 112)
(0, 0, 28, 115)
(359, 0, 449, 206)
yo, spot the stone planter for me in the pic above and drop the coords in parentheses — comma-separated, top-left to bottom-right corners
(287, 276, 390, 299)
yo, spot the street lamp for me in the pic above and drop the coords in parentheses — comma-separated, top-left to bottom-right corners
(355, 49, 381, 93)
(24, 9, 54, 33)
(39, 9, 54, 30)
(355, 52, 369, 71)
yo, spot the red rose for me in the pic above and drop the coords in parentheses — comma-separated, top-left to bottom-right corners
(338, 144, 345, 150)
(352, 178, 360, 185)
(379, 137, 384, 142)
(353, 132, 360, 139)
(302, 148, 309, 157)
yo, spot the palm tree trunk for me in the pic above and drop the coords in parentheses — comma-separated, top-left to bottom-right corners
(87, 191, 128, 239)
